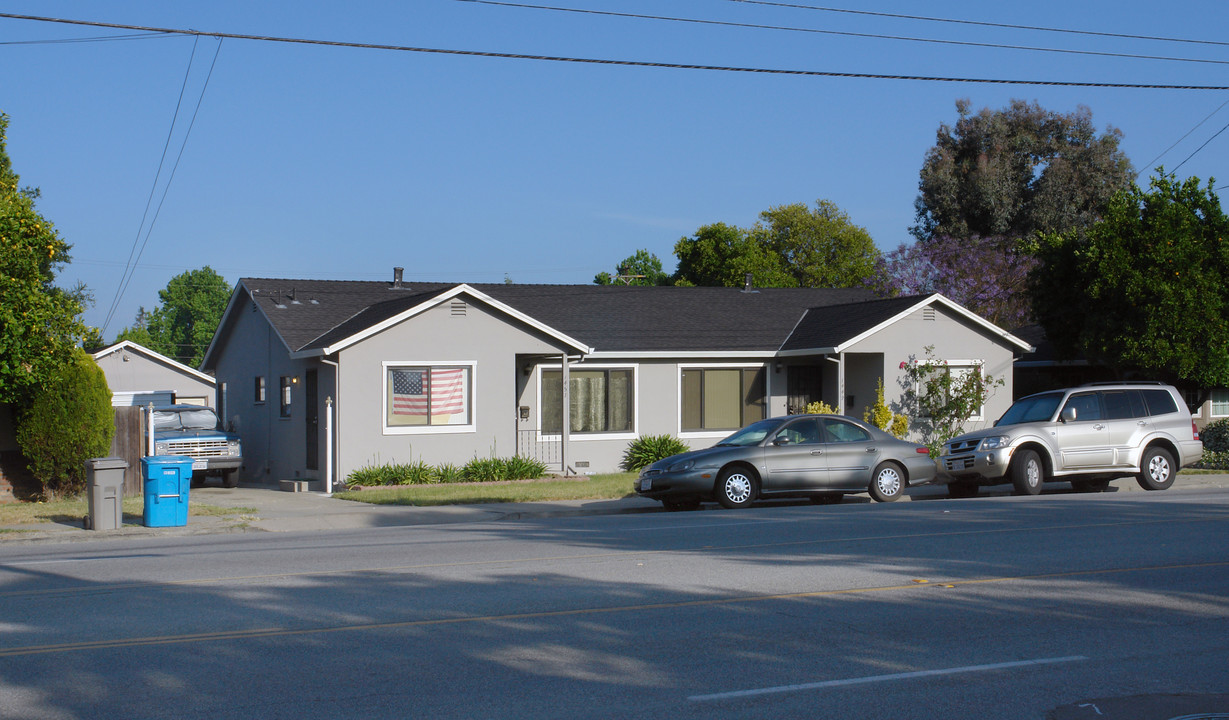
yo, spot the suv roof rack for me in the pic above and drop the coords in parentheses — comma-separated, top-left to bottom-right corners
(1080, 381, 1166, 387)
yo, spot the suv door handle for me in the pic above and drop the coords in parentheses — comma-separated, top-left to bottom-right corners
(1093, 424, 1105, 430)
(810, 450, 824, 455)
(866, 447, 877, 453)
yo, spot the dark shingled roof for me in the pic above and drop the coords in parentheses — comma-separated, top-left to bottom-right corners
(780, 296, 927, 352)
(235, 278, 902, 355)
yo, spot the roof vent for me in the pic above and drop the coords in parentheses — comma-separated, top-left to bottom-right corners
(742, 273, 758, 294)
(392, 267, 404, 289)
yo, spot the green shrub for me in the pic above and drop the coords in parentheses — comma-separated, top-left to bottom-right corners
(804, 400, 838, 415)
(435, 463, 465, 483)
(501, 456, 548, 480)
(463, 456, 505, 483)
(1194, 450, 1229, 470)
(1200, 418, 1229, 453)
(16, 348, 114, 499)
(863, 378, 908, 438)
(397, 460, 437, 485)
(621, 434, 690, 472)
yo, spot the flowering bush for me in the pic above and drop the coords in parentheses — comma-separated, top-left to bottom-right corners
(898, 346, 1003, 455)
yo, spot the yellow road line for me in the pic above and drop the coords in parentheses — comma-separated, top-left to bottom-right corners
(1, 560, 1224, 659)
(2, 513, 1225, 600)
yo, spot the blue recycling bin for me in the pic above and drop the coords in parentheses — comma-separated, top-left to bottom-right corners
(142, 456, 193, 527)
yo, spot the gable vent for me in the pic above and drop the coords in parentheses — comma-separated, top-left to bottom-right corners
(451, 300, 467, 316)
(923, 307, 936, 321)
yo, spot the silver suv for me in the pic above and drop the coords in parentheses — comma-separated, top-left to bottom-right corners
(941, 382, 1202, 497)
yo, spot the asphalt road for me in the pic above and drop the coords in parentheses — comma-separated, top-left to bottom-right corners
(0, 488, 1226, 719)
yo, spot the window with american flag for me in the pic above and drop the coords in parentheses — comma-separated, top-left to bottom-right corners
(385, 364, 472, 429)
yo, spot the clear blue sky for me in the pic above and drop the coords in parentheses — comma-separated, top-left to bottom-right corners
(2, 1, 1226, 338)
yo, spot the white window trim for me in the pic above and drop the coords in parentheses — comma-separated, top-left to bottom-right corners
(536, 363, 639, 442)
(917, 358, 987, 422)
(677, 362, 769, 439)
(1211, 388, 1229, 418)
(381, 360, 477, 435)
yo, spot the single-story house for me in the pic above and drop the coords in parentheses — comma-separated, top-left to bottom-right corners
(93, 340, 217, 409)
(200, 270, 1033, 489)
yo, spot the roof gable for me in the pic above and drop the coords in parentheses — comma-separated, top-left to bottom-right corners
(93, 340, 216, 384)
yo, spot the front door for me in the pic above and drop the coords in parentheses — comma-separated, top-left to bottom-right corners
(762, 417, 828, 491)
(787, 366, 824, 415)
(305, 369, 318, 471)
(1054, 391, 1113, 469)
(818, 417, 877, 489)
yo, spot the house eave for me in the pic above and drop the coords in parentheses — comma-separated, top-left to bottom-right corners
(316, 284, 593, 357)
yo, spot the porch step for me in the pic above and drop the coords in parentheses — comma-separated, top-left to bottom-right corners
(279, 480, 311, 493)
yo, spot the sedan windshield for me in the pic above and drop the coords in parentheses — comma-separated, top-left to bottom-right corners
(153, 408, 222, 431)
(995, 392, 1063, 427)
(716, 418, 783, 447)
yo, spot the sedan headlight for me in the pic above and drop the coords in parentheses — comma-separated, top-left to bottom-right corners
(667, 459, 696, 473)
(978, 436, 1010, 451)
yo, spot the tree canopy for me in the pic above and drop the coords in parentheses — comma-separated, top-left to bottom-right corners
(117, 267, 231, 367)
(913, 99, 1134, 243)
(0, 113, 90, 405)
(673, 200, 880, 288)
(1029, 173, 1229, 396)
(594, 249, 670, 286)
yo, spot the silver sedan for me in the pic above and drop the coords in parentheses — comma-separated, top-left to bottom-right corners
(636, 415, 937, 511)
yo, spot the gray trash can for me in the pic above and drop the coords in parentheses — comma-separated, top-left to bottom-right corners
(85, 457, 128, 531)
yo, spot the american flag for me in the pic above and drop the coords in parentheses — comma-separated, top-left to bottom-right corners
(392, 368, 466, 417)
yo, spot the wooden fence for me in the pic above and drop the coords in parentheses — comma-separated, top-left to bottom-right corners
(109, 406, 146, 496)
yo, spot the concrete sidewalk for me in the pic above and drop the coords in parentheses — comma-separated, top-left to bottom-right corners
(3, 472, 1227, 544)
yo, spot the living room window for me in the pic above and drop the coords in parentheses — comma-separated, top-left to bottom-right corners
(680, 366, 766, 433)
(384, 363, 473, 432)
(540, 367, 634, 435)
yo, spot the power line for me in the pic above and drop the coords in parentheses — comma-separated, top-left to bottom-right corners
(727, 0, 1229, 48)
(2, 12, 1228, 90)
(0, 31, 171, 45)
(1170, 119, 1229, 173)
(103, 36, 204, 332)
(1144, 97, 1229, 172)
(102, 36, 224, 333)
(458, 0, 1229, 67)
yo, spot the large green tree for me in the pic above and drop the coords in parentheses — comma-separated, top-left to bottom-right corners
(673, 200, 879, 288)
(0, 113, 90, 405)
(913, 99, 1134, 243)
(122, 267, 231, 367)
(672, 222, 792, 287)
(594, 249, 670, 286)
(749, 200, 880, 288)
(1029, 173, 1229, 398)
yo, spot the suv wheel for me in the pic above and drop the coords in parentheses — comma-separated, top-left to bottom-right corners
(1136, 447, 1175, 491)
(1011, 449, 1044, 496)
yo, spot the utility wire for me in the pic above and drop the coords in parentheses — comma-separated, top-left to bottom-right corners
(1144, 97, 1229, 172)
(728, 0, 1229, 48)
(1170, 119, 1229, 173)
(103, 35, 204, 332)
(102, 37, 224, 334)
(0, 31, 171, 45)
(458, 0, 1229, 67)
(1, 12, 1227, 90)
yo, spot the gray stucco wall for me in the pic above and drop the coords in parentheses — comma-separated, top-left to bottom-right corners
(211, 294, 337, 486)
(843, 305, 1017, 438)
(334, 298, 569, 480)
(94, 347, 215, 406)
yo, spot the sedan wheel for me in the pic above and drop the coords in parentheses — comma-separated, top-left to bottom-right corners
(1136, 447, 1175, 491)
(716, 468, 756, 509)
(868, 462, 904, 502)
